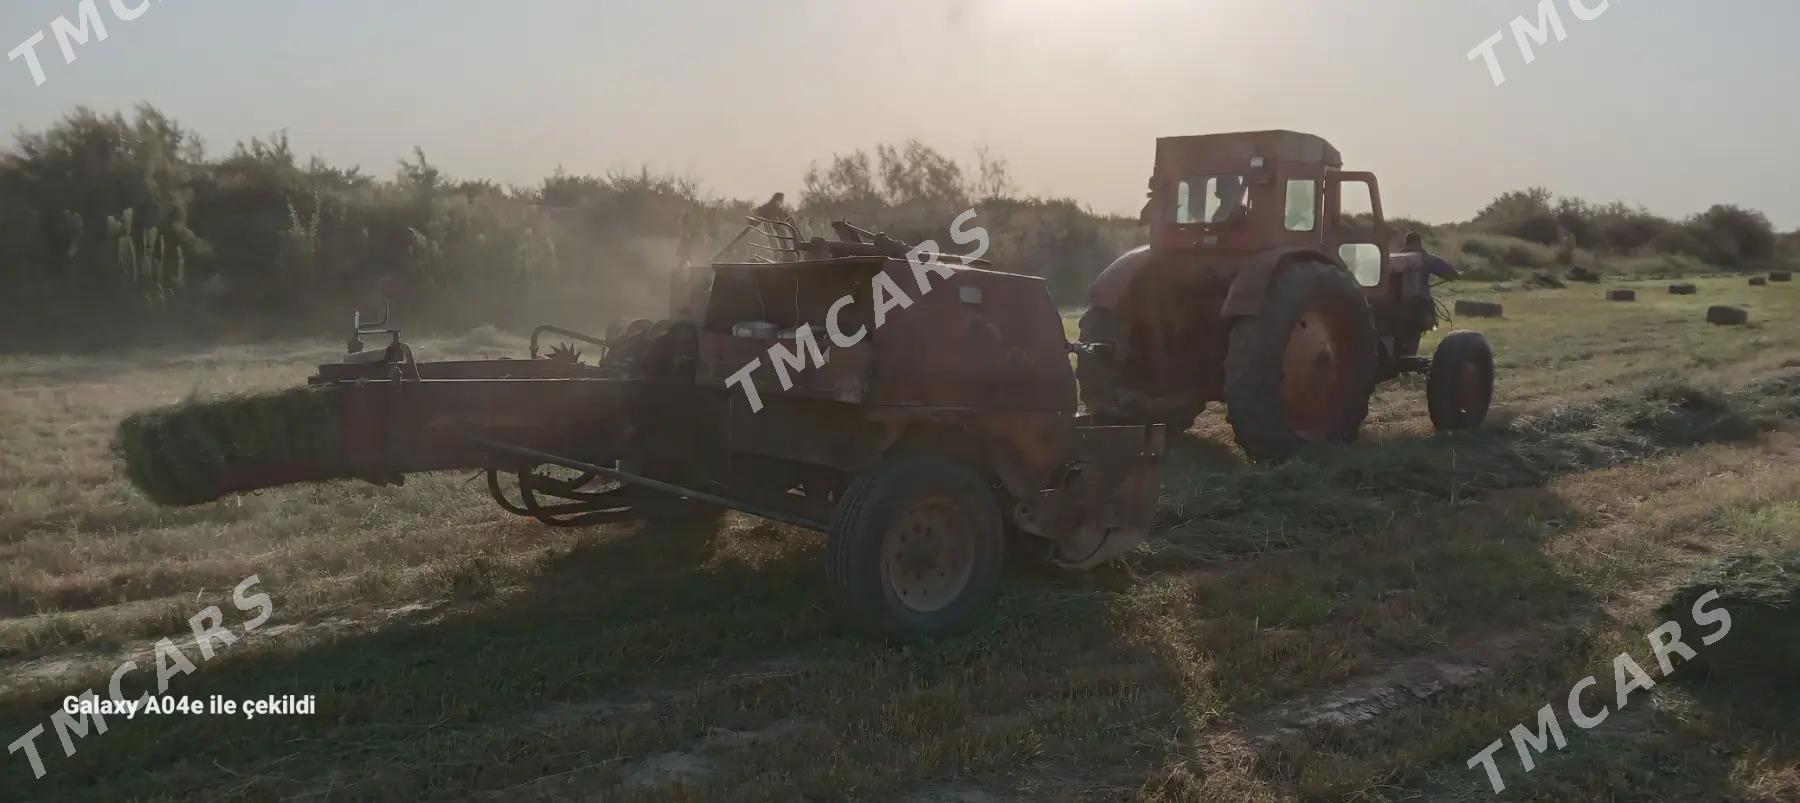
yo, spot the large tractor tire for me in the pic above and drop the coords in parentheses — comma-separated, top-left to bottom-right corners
(825, 454, 1005, 640)
(1224, 260, 1378, 462)
(1427, 331, 1495, 431)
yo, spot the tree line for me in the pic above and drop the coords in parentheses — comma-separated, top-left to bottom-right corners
(0, 105, 1791, 350)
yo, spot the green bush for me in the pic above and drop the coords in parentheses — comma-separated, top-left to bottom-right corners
(1471, 187, 1561, 245)
(1680, 204, 1777, 268)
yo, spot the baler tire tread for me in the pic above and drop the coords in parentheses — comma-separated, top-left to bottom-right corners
(825, 454, 1004, 641)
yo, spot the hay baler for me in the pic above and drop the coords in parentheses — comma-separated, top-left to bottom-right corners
(121, 224, 1164, 638)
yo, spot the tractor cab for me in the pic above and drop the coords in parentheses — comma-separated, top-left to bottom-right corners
(1144, 130, 1391, 297)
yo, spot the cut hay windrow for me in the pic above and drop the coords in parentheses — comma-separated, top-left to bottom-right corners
(1660, 551, 1800, 691)
(115, 385, 346, 507)
(1149, 373, 1800, 563)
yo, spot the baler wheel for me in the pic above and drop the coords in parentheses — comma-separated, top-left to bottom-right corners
(825, 454, 1004, 640)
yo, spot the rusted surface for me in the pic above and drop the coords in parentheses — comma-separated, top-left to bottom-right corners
(1015, 424, 1165, 568)
(866, 260, 1075, 413)
(1083, 130, 1425, 424)
(331, 377, 635, 480)
(1281, 306, 1350, 440)
(261, 230, 1155, 580)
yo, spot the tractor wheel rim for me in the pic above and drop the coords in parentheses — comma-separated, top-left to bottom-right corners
(1280, 305, 1351, 441)
(883, 495, 977, 614)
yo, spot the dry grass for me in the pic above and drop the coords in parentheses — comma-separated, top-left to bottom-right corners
(1, 279, 1797, 801)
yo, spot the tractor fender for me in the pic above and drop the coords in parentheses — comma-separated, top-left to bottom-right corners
(1219, 247, 1341, 319)
(1087, 244, 1153, 311)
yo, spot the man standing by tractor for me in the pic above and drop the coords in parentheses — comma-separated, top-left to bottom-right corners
(753, 192, 796, 228)
(1393, 231, 1461, 356)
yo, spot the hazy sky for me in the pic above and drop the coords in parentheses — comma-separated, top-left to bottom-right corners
(4, 0, 1798, 227)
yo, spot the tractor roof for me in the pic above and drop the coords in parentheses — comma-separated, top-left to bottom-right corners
(1155, 130, 1343, 170)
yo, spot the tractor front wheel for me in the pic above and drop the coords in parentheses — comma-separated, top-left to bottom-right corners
(825, 454, 1004, 640)
(1224, 261, 1378, 462)
(1427, 331, 1495, 431)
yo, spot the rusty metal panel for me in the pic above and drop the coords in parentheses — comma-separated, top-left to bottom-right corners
(330, 378, 636, 477)
(1017, 424, 1165, 569)
(1155, 130, 1342, 175)
(696, 330, 869, 404)
(720, 394, 898, 472)
(866, 260, 1076, 413)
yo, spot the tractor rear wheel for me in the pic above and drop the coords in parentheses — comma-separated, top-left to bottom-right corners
(825, 454, 1004, 640)
(1427, 331, 1494, 431)
(1224, 261, 1377, 462)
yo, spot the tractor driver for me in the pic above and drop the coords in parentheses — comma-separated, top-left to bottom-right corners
(1210, 175, 1246, 223)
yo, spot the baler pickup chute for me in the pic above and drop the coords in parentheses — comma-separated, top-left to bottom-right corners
(118, 345, 636, 508)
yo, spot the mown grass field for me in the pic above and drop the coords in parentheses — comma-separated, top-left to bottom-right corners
(1, 275, 1797, 801)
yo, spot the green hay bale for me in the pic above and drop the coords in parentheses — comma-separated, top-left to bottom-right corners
(1659, 551, 1800, 691)
(115, 385, 344, 506)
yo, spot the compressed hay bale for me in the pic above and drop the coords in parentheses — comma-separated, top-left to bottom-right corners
(1566, 265, 1601, 283)
(1706, 305, 1749, 326)
(1750, 277, 1768, 286)
(1453, 299, 1504, 318)
(115, 386, 345, 506)
(1659, 552, 1799, 691)
(1607, 289, 1637, 302)
(1771, 271, 1792, 282)
(1669, 283, 1698, 295)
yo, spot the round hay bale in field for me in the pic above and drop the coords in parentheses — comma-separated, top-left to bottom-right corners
(1607, 289, 1637, 302)
(1453, 299, 1504, 318)
(1706, 305, 1749, 326)
(1771, 271, 1792, 282)
(1659, 552, 1800, 692)
(1669, 283, 1699, 295)
(1750, 277, 1768, 286)
(115, 386, 347, 506)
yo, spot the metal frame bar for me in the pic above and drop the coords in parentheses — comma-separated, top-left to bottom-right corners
(467, 437, 829, 532)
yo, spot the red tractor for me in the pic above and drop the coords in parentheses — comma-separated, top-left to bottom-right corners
(1076, 130, 1495, 460)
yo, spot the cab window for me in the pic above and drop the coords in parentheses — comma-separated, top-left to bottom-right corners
(1283, 180, 1317, 232)
(1340, 243, 1383, 287)
(1173, 175, 1248, 225)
